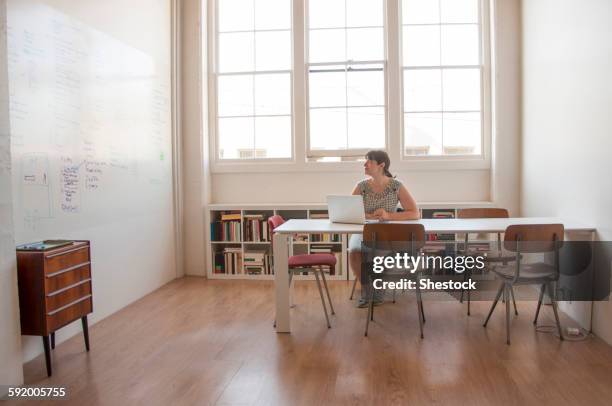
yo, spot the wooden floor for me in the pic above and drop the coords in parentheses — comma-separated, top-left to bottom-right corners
(12, 277, 612, 406)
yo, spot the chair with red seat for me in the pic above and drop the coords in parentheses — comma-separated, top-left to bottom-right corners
(269, 215, 335, 328)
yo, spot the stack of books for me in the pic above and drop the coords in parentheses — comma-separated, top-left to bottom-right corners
(309, 245, 338, 275)
(223, 247, 242, 274)
(244, 250, 264, 274)
(210, 212, 241, 241)
(243, 214, 270, 242)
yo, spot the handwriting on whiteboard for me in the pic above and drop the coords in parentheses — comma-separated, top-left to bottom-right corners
(60, 156, 80, 213)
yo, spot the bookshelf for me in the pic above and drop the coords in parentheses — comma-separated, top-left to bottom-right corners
(207, 204, 347, 280)
(206, 203, 495, 280)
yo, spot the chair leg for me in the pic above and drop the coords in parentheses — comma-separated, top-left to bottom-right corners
(319, 267, 335, 315)
(416, 280, 424, 339)
(533, 283, 545, 325)
(365, 278, 375, 336)
(466, 271, 472, 316)
(484, 282, 504, 327)
(505, 284, 511, 345)
(547, 283, 564, 341)
(510, 286, 518, 316)
(314, 271, 331, 328)
(349, 277, 358, 300)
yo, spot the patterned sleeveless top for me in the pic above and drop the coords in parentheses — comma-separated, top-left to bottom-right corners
(357, 178, 402, 214)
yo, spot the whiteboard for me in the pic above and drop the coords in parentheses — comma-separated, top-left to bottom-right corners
(6, 0, 176, 358)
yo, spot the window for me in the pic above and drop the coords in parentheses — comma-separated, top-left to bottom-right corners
(401, 0, 484, 157)
(215, 0, 292, 160)
(306, 0, 386, 158)
(209, 0, 490, 165)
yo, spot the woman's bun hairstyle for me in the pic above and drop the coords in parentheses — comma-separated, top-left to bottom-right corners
(365, 150, 394, 178)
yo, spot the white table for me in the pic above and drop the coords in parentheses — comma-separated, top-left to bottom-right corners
(273, 217, 595, 333)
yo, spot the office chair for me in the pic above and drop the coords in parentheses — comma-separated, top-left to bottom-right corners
(269, 215, 335, 328)
(483, 224, 564, 344)
(457, 208, 518, 316)
(362, 223, 427, 338)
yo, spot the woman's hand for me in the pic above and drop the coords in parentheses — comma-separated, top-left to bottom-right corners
(371, 208, 391, 221)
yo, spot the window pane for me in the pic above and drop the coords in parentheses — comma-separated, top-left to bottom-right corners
(440, 0, 479, 23)
(309, 0, 345, 29)
(218, 117, 254, 159)
(219, 0, 254, 32)
(309, 108, 347, 150)
(218, 75, 254, 116)
(347, 107, 385, 149)
(309, 29, 345, 63)
(441, 25, 479, 66)
(254, 73, 290, 115)
(347, 28, 384, 61)
(255, 0, 291, 30)
(255, 31, 291, 71)
(255, 116, 292, 158)
(442, 68, 480, 111)
(404, 113, 442, 155)
(443, 112, 481, 154)
(402, 26, 440, 67)
(403, 69, 441, 112)
(347, 68, 384, 106)
(309, 70, 346, 108)
(219, 33, 254, 73)
(347, 0, 383, 28)
(402, 0, 440, 25)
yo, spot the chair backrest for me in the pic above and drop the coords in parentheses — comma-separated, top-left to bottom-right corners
(503, 224, 564, 253)
(267, 215, 285, 234)
(363, 223, 426, 251)
(457, 208, 509, 219)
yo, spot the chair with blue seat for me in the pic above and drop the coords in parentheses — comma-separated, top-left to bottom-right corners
(269, 215, 336, 328)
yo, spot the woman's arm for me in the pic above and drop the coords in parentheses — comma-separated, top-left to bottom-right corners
(384, 184, 420, 220)
(352, 182, 379, 220)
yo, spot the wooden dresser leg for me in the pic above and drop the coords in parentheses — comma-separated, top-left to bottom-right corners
(42, 336, 52, 376)
(50, 332, 55, 349)
(82, 316, 90, 351)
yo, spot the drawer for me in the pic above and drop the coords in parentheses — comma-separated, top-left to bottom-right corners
(47, 296, 92, 333)
(45, 264, 91, 292)
(46, 280, 92, 313)
(45, 246, 90, 276)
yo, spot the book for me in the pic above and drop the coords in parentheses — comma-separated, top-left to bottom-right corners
(17, 240, 73, 251)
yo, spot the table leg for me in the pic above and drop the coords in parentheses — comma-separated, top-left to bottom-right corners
(274, 233, 290, 333)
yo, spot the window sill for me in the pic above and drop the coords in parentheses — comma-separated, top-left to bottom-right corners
(210, 157, 491, 174)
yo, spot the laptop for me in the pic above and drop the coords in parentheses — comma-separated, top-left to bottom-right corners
(327, 195, 366, 224)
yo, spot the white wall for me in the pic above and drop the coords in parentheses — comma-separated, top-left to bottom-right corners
(521, 0, 612, 343)
(0, 0, 24, 388)
(181, 0, 208, 276)
(8, 0, 177, 362)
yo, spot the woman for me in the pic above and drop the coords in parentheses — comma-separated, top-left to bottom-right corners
(348, 150, 420, 307)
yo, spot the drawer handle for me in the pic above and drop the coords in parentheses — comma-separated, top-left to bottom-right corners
(47, 295, 92, 316)
(46, 261, 91, 278)
(47, 279, 91, 297)
(46, 245, 88, 258)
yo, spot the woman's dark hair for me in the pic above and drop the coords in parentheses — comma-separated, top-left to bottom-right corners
(365, 150, 394, 178)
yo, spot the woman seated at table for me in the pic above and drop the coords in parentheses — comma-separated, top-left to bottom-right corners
(349, 150, 420, 307)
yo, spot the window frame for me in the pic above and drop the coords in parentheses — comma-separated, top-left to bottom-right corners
(210, 0, 296, 163)
(398, 0, 492, 162)
(304, 0, 389, 158)
(207, 0, 492, 172)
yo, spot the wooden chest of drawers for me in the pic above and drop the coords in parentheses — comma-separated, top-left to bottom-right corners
(16, 240, 92, 376)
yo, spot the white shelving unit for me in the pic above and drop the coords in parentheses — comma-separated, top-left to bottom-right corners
(206, 202, 496, 280)
(207, 204, 348, 280)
